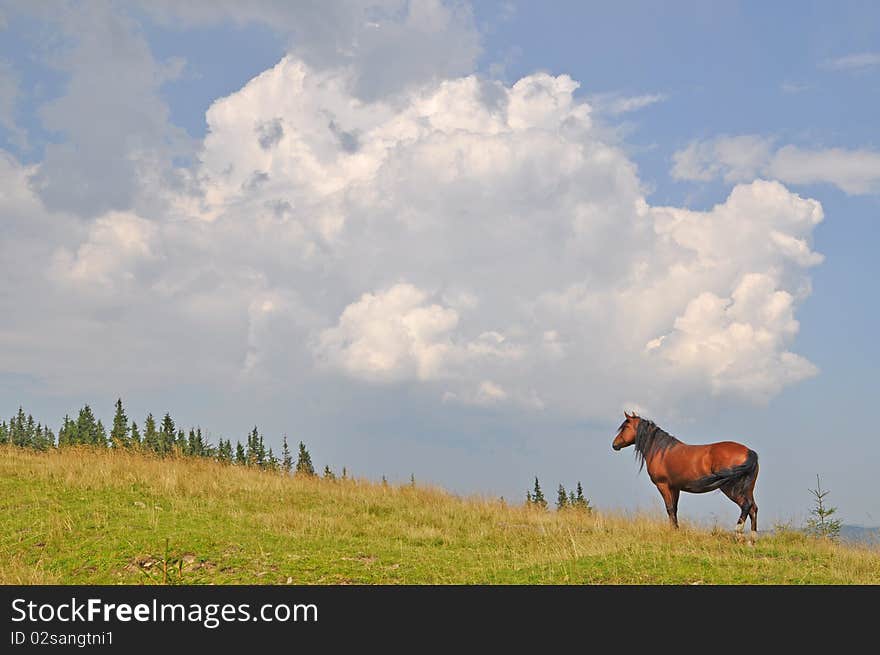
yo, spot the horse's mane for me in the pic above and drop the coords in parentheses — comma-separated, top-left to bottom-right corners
(631, 417, 680, 471)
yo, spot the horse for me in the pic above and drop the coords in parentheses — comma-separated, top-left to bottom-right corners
(611, 411, 759, 540)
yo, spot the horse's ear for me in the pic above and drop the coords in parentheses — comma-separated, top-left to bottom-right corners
(624, 410, 632, 418)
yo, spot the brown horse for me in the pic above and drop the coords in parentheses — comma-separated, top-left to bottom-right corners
(612, 412, 759, 540)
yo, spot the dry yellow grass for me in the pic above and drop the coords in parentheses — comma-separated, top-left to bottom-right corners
(2, 445, 878, 584)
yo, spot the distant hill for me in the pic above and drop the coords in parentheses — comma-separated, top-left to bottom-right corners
(840, 524, 880, 545)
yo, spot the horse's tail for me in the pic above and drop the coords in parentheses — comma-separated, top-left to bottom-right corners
(693, 449, 758, 493)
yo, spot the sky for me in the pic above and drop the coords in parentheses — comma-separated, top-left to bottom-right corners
(1, 0, 878, 527)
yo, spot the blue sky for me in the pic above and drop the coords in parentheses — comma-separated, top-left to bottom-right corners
(1, 1, 878, 528)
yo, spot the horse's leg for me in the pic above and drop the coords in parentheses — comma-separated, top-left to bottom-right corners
(670, 487, 680, 529)
(656, 483, 679, 528)
(720, 483, 750, 539)
(745, 472, 758, 542)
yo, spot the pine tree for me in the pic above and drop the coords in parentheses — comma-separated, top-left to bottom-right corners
(11, 407, 27, 446)
(187, 428, 199, 457)
(58, 415, 75, 446)
(74, 405, 100, 446)
(33, 423, 45, 450)
(95, 419, 108, 448)
(130, 420, 141, 447)
(159, 413, 176, 456)
(525, 490, 533, 505)
(569, 490, 576, 506)
(42, 426, 56, 449)
(281, 435, 293, 474)
(199, 429, 214, 457)
(234, 441, 246, 465)
(532, 477, 547, 510)
(410, 473, 416, 487)
(556, 484, 568, 510)
(143, 413, 159, 452)
(218, 439, 233, 463)
(110, 398, 129, 448)
(264, 447, 278, 471)
(175, 429, 187, 455)
(295, 441, 315, 476)
(573, 481, 591, 512)
(805, 475, 842, 541)
(0, 420, 8, 445)
(341, 466, 348, 480)
(323, 465, 336, 480)
(24, 413, 35, 447)
(246, 426, 267, 467)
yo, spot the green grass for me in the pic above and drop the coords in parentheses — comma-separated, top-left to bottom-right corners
(2, 445, 878, 584)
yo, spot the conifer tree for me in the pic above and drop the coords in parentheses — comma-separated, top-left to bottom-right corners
(110, 398, 129, 448)
(33, 423, 44, 450)
(573, 481, 591, 512)
(200, 429, 213, 457)
(246, 426, 267, 467)
(217, 439, 233, 463)
(295, 441, 315, 476)
(58, 415, 74, 446)
(130, 421, 141, 447)
(532, 477, 547, 510)
(0, 420, 8, 444)
(266, 447, 279, 471)
(74, 405, 99, 446)
(159, 413, 176, 456)
(323, 465, 336, 480)
(569, 490, 576, 506)
(175, 429, 187, 455)
(556, 484, 568, 510)
(143, 413, 159, 452)
(11, 407, 28, 446)
(95, 419, 108, 448)
(281, 435, 293, 474)
(341, 466, 348, 480)
(42, 426, 55, 449)
(526, 490, 533, 505)
(234, 441, 246, 465)
(187, 428, 199, 457)
(410, 473, 416, 487)
(805, 475, 842, 541)
(25, 413, 35, 447)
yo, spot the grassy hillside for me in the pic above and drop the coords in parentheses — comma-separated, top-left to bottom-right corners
(2, 445, 879, 584)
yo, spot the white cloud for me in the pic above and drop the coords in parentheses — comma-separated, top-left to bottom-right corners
(13, 2, 194, 216)
(592, 92, 667, 115)
(648, 274, 818, 399)
(671, 135, 774, 183)
(50, 211, 160, 293)
(140, 0, 481, 100)
(0, 52, 827, 416)
(823, 52, 880, 71)
(672, 136, 880, 195)
(316, 283, 460, 382)
(769, 145, 880, 195)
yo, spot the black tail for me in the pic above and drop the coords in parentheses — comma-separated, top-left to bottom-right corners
(685, 449, 758, 493)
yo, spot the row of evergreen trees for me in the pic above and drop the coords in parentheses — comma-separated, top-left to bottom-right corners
(3, 401, 594, 507)
(1, 400, 319, 476)
(526, 477, 591, 512)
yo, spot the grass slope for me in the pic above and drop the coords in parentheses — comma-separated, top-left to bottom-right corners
(2, 446, 879, 584)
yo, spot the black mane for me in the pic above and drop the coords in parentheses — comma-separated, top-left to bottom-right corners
(632, 418, 680, 471)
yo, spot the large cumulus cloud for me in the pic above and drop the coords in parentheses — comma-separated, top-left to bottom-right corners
(1, 54, 824, 417)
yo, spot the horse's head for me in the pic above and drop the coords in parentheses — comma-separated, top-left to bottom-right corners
(612, 411, 640, 451)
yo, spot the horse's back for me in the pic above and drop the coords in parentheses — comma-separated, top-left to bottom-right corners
(708, 441, 754, 466)
(657, 440, 756, 491)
